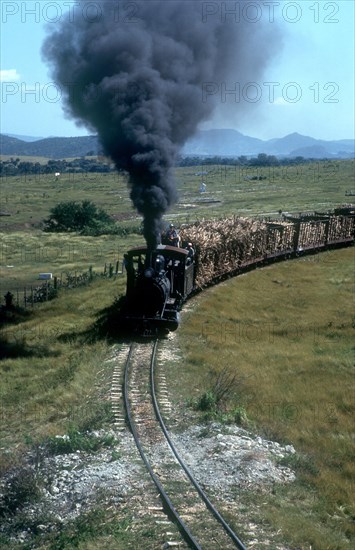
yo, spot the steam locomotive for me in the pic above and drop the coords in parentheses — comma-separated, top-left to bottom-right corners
(119, 244, 195, 334)
(119, 208, 354, 335)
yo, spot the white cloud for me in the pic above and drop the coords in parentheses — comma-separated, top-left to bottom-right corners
(0, 69, 21, 82)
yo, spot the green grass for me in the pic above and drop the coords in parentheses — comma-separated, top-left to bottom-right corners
(0, 277, 126, 453)
(0, 230, 142, 293)
(175, 247, 354, 549)
(0, 506, 151, 549)
(41, 428, 116, 455)
(0, 170, 135, 231)
(174, 159, 354, 220)
(1, 159, 353, 295)
(1, 160, 353, 232)
(0, 275, 137, 547)
(0, 159, 353, 548)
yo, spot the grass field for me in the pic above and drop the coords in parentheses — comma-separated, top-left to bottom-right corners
(0, 231, 142, 293)
(1, 159, 353, 295)
(0, 278, 123, 449)
(2, 248, 352, 548)
(0, 159, 354, 548)
(1, 160, 353, 233)
(174, 246, 354, 549)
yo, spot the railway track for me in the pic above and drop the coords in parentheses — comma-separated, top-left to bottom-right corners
(121, 340, 247, 550)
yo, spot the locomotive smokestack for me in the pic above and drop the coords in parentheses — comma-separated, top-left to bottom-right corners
(42, 0, 281, 247)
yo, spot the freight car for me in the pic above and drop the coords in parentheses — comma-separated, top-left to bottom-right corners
(119, 208, 354, 334)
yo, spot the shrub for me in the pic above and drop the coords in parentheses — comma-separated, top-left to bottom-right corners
(43, 200, 115, 234)
(194, 368, 250, 425)
(232, 406, 249, 426)
(0, 468, 41, 517)
(196, 390, 217, 412)
(43, 428, 116, 455)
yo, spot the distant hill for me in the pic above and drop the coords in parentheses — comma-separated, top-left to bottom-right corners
(289, 145, 335, 159)
(0, 134, 100, 158)
(181, 129, 265, 157)
(262, 132, 354, 158)
(4, 133, 45, 142)
(181, 130, 354, 159)
(1, 130, 354, 159)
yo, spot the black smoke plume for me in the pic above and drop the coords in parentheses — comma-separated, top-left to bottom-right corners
(43, 0, 280, 248)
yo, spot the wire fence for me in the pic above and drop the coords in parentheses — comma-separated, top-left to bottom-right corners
(2, 260, 125, 309)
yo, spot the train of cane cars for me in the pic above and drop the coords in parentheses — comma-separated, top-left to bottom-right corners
(119, 207, 354, 335)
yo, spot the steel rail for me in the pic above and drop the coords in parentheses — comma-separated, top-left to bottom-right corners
(150, 340, 248, 550)
(123, 342, 202, 550)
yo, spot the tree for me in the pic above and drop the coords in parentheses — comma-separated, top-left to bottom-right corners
(44, 200, 114, 233)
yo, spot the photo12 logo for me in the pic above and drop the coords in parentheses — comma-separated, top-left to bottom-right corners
(1, 2, 140, 24)
(1, 81, 63, 104)
(1, 80, 149, 104)
(201, 2, 340, 24)
(202, 81, 340, 104)
(2, 1, 341, 25)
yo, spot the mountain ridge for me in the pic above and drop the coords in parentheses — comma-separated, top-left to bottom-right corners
(1, 130, 353, 159)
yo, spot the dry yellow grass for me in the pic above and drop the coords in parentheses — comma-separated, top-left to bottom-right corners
(176, 246, 354, 549)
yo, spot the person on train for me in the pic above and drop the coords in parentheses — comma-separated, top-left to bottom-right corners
(185, 242, 195, 264)
(166, 224, 180, 247)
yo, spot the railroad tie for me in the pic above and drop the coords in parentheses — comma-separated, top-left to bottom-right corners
(112, 414, 124, 421)
(148, 506, 164, 512)
(155, 520, 170, 525)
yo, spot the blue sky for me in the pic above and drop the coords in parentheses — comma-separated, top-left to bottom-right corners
(1, 1, 354, 141)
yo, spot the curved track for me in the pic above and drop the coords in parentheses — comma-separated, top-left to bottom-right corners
(123, 340, 247, 550)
